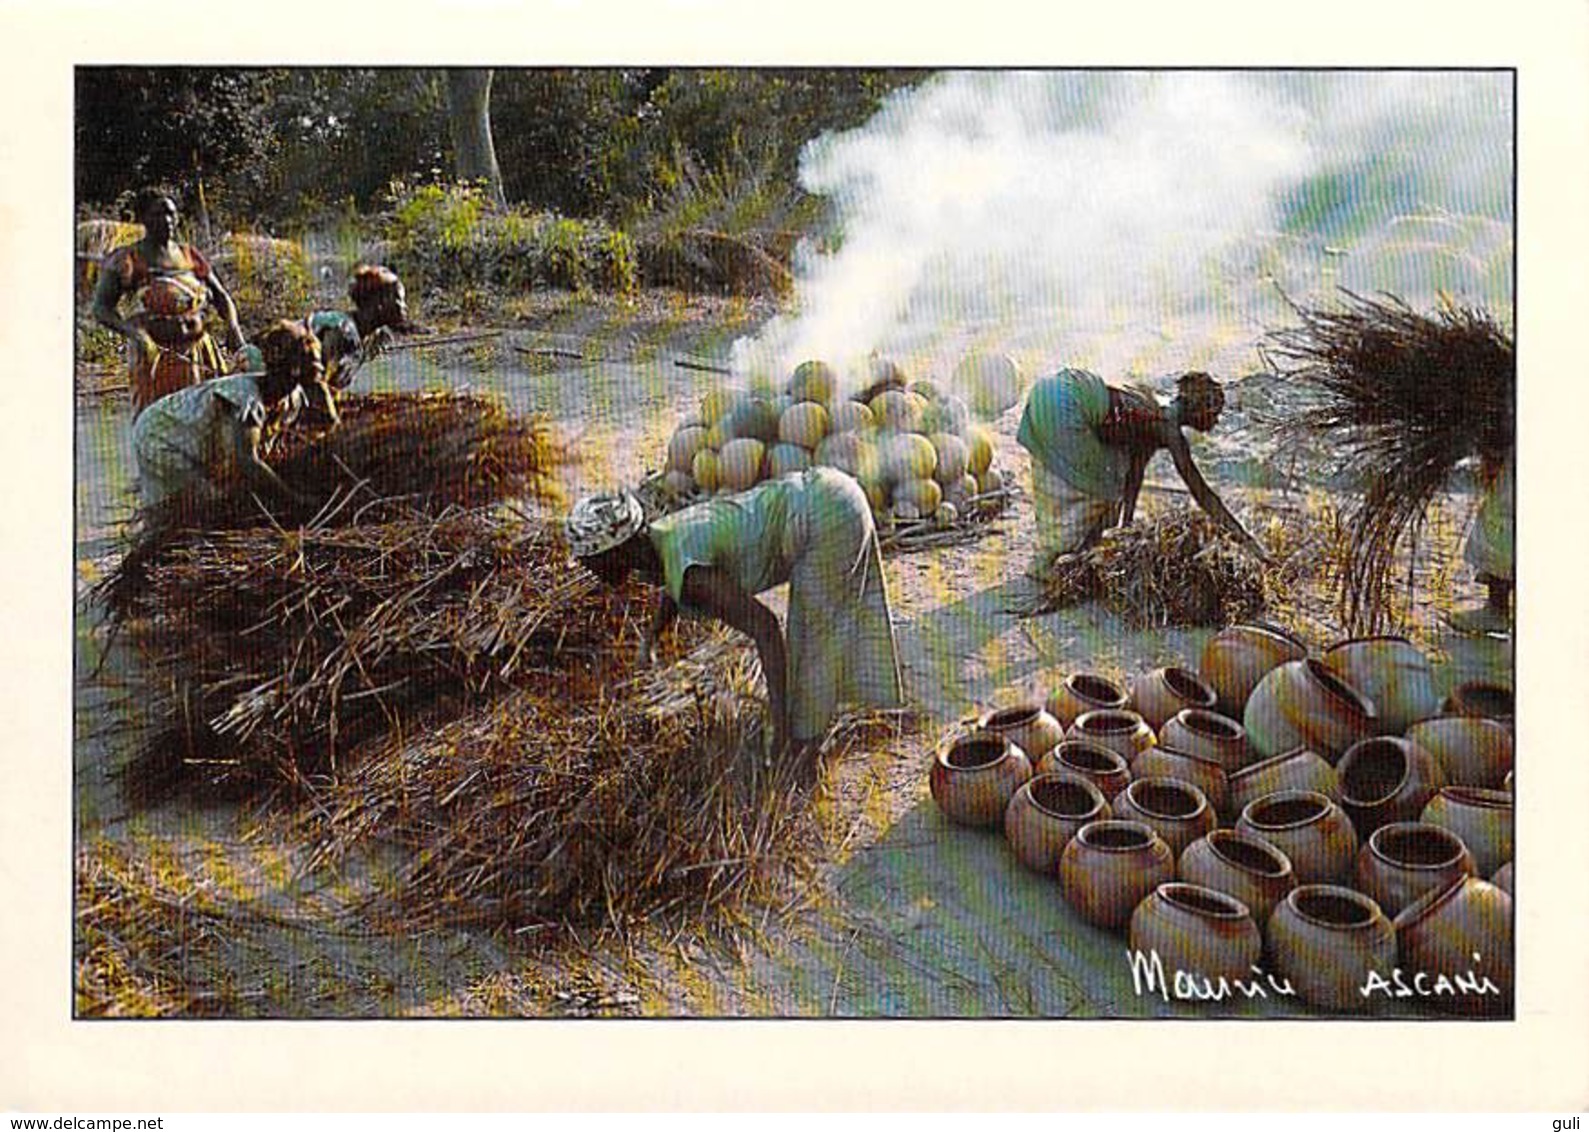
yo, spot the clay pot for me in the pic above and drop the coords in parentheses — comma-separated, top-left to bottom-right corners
(1236, 789, 1359, 884)
(1322, 635, 1441, 735)
(1503, 770, 1513, 794)
(1003, 773, 1110, 874)
(1128, 883, 1263, 982)
(1491, 862, 1513, 895)
(1160, 708, 1253, 773)
(929, 730, 1033, 828)
(1058, 820, 1177, 931)
(1441, 681, 1514, 725)
(1403, 716, 1513, 789)
(1130, 745, 1230, 818)
(1067, 709, 1157, 766)
(1130, 665, 1219, 732)
(1267, 885, 1397, 1013)
(980, 703, 1066, 763)
(1354, 822, 1477, 918)
(1421, 786, 1513, 876)
(1336, 736, 1448, 838)
(1393, 875, 1513, 1015)
(1179, 829, 1298, 926)
(1037, 739, 1133, 801)
(1244, 658, 1379, 764)
(1198, 623, 1308, 719)
(1227, 748, 1340, 820)
(1110, 777, 1217, 860)
(1045, 672, 1129, 729)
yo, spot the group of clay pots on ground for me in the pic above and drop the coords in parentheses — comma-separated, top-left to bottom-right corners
(928, 624, 1515, 1014)
(658, 355, 1017, 528)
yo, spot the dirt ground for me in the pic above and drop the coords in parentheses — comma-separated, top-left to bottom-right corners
(72, 294, 1513, 1019)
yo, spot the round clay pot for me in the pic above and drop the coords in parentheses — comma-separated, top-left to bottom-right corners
(1236, 789, 1359, 884)
(1128, 882, 1263, 981)
(1267, 885, 1397, 1014)
(1045, 672, 1130, 729)
(1354, 822, 1477, 918)
(1110, 777, 1217, 860)
(1421, 786, 1513, 876)
(1336, 736, 1448, 838)
(1244, 658, 1379, 764)
(1491, 862, 1513, 895)
(1227, 748, 1340, 820)
(980, 702, 1066, 762)
(1179, 829, 1298, 926)
(1441, 681, 1514, 725)
(1404, 716, 1514, 789)
(1130, 744, 1230, 818)
(1003, 772, 1110, 874)
(1037, 739, 1133, 802)
(929, 730, 1033, 828)
(1057, 820, 1177, 931)
(1198, 623, 1308, 719)
(1067, 709, 1157, 766)
(1322, 635, 1441, 736)
(1130, 665, 1219, 732)
(1160, 708, 1253, 773)
(1393, 875, 1513, 1015)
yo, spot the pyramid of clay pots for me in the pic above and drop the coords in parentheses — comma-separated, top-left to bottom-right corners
(660, 358, 1002, 526)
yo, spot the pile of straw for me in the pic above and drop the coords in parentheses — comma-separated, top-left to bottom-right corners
(1029, 509, 1268, 627)
(1263, 290, 1514, 632)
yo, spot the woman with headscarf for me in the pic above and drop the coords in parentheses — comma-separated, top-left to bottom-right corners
(1016, 368, 1269, 573)
(565, 467, 904, 762)
(92, 189, 247, 416)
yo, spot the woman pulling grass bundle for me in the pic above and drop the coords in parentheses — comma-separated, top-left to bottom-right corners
(566, 466, 904, 763)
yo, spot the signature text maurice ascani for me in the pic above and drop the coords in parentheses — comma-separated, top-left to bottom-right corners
(1127, 948, 1506, 1005)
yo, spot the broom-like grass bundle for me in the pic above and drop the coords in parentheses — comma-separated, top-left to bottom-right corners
(1029, 509, 1269, 627)
(1263, 290, 1514, 632)
(300, 632, 907, 936)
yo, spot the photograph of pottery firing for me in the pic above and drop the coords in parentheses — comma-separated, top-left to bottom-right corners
(74, 67, 1513, 1018)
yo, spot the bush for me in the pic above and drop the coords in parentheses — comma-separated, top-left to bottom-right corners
(211, 232, 319, 334)
(383, 182, 638, 296)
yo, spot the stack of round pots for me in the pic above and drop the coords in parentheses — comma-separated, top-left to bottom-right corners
(659, 357, 1002, 529)
(925, 627, 1514, 1015)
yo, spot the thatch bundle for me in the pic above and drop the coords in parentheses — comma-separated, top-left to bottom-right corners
(1028, 509, 1268, 628)
(1264, 290, 1514, 632)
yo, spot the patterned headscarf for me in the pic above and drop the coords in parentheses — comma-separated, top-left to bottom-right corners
(565, 491, 646, 559)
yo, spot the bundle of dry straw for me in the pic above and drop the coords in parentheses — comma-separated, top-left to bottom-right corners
(1029, 509, 1268, 628)
(1264, 290, 1514, 632)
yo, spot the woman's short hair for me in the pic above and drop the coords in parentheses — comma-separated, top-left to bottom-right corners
(132, 188, 178, 223)
(257, 319, 323, 384)
(1177, 371, 1225, 415)
(348, 264, 403, 306)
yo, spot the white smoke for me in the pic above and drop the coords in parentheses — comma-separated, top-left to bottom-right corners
(730, 70, 1512, 395)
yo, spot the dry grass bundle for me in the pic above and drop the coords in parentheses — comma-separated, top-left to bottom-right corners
(1028, 509, 1268, 628)
(1263, 290, 1514, 632)
(114, 508, 675, 801)
(301, 632, 908, 937)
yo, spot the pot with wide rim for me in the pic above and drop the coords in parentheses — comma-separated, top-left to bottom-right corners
(1236, 789, 1359, 884)
(1003, 772, 1111, 874)
(1393, 875, 1513, 1015)
(1057, 819, 1176, 931)
(979, 702, 1066, 762)
(1421, 786, 1513, 875)
(1244, 658, 1379, 763)
(1046, 672, 1130, 729)
(1109, 777, 1217, 860)
(1336, 736, 1447, 838)
(1178, 829, 1298, 926)
(929, 730, 1032, 828)
(1066, 709, 1157, 766)
(1198, 623, 1308, 719)
(1322, 635, 1441, 736)
(1403, 716, 1513, 789)
(1267, 884, 1397, 1013)
(1160, 708, 1253, 773)
(1130, 744, 1230, 818)
(1440, 681, 1514, 725)
(1353, 821, 1477, 917)
(1130, 665, 1219, 732)
(1128, 882, 1263, 983)
(1037, 739, 1133, 801)
(1227, 747, 1340, 820)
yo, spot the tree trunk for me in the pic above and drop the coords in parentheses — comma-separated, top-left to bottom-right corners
(445, 68, 506, 207)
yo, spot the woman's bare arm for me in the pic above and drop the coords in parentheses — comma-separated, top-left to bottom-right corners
(1165, 433, 1270, 562)
(638, 591, 679, 666)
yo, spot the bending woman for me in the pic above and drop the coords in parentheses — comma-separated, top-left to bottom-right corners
(565, 467, 904, 761)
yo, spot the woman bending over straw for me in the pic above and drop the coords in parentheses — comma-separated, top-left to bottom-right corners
(566, 467, 905, 762)
(1016, 368, 1269, 575)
